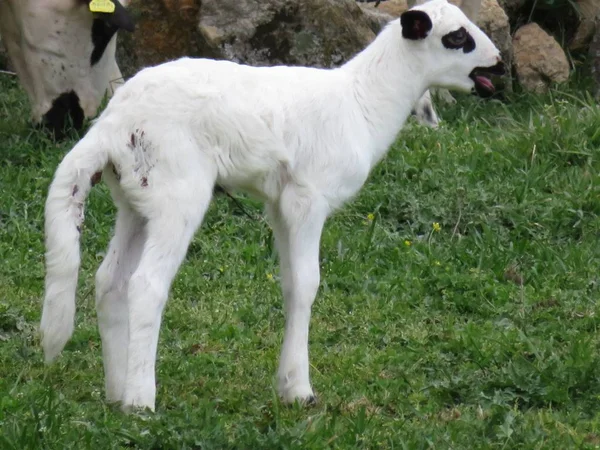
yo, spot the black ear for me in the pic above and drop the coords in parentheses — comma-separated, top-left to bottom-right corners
(101, 0, 135, 32)
(400, 10, 433, 41)
(89, 0, 135, 66)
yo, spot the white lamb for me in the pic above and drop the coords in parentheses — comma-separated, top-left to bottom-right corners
(40, 0, 504, 412)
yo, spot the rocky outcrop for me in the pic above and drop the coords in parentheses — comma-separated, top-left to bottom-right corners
(202, 0, 375, 67)
(115, 0, 596, 96)
(118, 0, 376, 77)
(513, 23, 570, 93)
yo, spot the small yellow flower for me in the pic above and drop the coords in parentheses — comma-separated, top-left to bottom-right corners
(367, 213, 375, 221)
(266, 273, 274, 281)
(434, 260, 441, 266)
(432, 222, 441, 232)
(404, 240, 412, 247)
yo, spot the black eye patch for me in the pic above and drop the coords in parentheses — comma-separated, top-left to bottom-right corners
(442, 27, 475, 53)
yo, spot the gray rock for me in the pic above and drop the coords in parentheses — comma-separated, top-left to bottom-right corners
(118, 0, 376, 77)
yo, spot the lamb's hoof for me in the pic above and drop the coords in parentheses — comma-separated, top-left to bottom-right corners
(120, 402, 155, 414)
(283, 394, 318, 408)
(304, 395, 318, 407)
(121, 392, 156, 414)
(280, 384, 317, 407)
(104, 396, 123, 409)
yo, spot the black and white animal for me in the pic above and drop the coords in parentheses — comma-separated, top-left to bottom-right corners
(0, 0, 134, 138)
(40, 0, 504, 412)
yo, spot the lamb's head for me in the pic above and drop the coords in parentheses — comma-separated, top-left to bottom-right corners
(400, 0, 504, 97)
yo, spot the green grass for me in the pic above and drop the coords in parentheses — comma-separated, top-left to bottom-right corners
(1, 74, 600, 449)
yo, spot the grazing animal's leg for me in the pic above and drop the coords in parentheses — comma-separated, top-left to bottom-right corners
(411, 90, 439, 128)
(121, 150, 217, 412)
(432, 87, 458, 105)
(95, 203, 146, 403)
(268, 183, 329, 404)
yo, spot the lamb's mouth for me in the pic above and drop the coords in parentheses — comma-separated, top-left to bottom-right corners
(469, 62, 505, 97)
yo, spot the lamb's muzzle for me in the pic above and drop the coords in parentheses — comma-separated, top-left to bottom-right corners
(470, 61, 506, 97)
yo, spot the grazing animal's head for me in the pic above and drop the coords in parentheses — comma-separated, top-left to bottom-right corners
(0, 0, 135, 139)
(400, 0, 504, 97)
(87, 0, 135, 66)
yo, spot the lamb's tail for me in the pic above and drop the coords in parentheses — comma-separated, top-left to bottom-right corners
(40, 129, 110, 363)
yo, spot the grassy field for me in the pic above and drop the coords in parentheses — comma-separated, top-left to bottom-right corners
(1, 74, 600, 449)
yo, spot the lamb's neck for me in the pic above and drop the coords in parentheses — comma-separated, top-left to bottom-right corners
(343, 24, 429, 166)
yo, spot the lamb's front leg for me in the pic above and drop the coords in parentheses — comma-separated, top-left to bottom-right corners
(267, 187, 328, 404)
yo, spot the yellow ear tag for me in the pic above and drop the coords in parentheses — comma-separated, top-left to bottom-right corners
(89, 0, 116, 13)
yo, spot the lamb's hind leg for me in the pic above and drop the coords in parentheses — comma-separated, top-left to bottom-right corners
(121, 164, 216, 412)
(95, 202, 146, 404)
(267, 183, 329, 404)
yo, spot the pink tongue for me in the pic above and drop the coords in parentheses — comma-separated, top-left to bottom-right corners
(476, 75, 494, 92)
